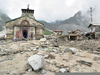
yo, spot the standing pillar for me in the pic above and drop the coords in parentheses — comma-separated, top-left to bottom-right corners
(14, 27, 17, 40)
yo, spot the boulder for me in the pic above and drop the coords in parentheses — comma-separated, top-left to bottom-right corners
(65, 48, 75, 54)
(47, 54, 55, 59)
(41, 69, 46, 74)
(59, 68, 66, 73)
(53, 49, 57, 52)
(24, 63, 32, 71)
(33, 49, 37, 51)
(69, 48, 78, 52)
(53, 43, 59, 47)
(40, 38, 47, 42)
(0, 52, 7, 56)
(28, 54, 44, 70)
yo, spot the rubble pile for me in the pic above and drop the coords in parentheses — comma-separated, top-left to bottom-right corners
(0, 38, 100, 75)
(65, 40, 100, 52)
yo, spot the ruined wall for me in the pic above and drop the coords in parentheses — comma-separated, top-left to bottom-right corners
(95, 27, 100, 32)
(95, 32, 100, 39)
(35, 27, 44, 40)
(95, 27, 100, 39)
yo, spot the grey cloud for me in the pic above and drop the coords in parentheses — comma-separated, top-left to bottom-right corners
(0, 0, 100, 22)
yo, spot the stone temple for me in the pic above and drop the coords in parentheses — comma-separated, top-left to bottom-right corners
(6, 5, 44, 40)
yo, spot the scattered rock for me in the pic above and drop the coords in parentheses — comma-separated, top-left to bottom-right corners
(94, 57, 100, 61)
(76, 67, 79, 71)
(53, 49, 57, 52)
(8, 57, 13, 60)
(41, 69, 46, 74)
(59, 68, 66, 73)
(69, 47, 78, 52)
(21, 52, 24, 54)
(65, 48, 75, 54)
(45, 41, 49, 45)
(28, 54, 44, 70)
(8, 63, 12, 65)
(47, 54, 55, 59)
(40, 38, 47, 42)
(76, 60, 92, 67)
(24, 63, 32, 71)
(33, 49, 37, 51)
(96, 47, 100, 52)
(28, 68, 32, 72)
(53, 43, 59, 47)
(0, 52, 7, 56)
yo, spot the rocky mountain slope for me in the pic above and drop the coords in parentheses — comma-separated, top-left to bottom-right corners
(0, 11, 11, 31)
(60, 11, 90, 26)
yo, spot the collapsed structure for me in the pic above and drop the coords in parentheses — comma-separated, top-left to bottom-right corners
(59, 30, 84, 41)
(6, 5, 44, 40)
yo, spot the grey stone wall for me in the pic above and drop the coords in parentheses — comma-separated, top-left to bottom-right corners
(6, 16, 44, 40)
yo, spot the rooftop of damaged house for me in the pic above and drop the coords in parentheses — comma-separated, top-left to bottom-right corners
(1, 5, 100, 75)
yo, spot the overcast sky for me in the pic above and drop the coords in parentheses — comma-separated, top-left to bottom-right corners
(0, 0, 100, 22)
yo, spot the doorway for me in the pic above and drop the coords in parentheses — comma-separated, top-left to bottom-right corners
(23, 30, 28, 38)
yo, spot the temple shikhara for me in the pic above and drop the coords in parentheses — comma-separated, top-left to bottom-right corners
(6, 5, 44, 40)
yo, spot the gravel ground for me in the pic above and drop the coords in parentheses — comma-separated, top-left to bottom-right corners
(0, 39, 100, 75)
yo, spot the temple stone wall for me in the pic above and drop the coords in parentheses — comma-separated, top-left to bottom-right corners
(30, 27, 35, 38)
(36, 28, 44, 35)
(6, 16, 44, 40)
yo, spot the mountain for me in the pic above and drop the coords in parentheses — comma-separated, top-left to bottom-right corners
(40, 11, 90, 34)
(60, 11, 90, 27)
(51, 20, 62, 25)
(0, 11, 11, 31)
(40, 20, 58, 30)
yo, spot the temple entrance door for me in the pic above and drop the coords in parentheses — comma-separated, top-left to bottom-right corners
(22, 30, 28, 38)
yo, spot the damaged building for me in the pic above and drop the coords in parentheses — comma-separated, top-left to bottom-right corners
(6, 6, 44, 40)
(59, 30, 84, 41)
(87, 23, 100, 39)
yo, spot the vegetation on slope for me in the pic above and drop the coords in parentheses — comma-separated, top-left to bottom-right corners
(44, 29, 52, 35)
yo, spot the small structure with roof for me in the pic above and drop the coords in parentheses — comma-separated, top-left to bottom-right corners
(53, 30, 62, 36)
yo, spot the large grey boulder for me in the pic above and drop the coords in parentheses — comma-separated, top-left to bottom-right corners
(28, 54, 44, 70)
